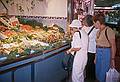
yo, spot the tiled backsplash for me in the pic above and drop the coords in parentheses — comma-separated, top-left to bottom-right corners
(16, 15, 67, 31)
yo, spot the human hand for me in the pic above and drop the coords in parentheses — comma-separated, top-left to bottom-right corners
(111, 59, 115, 68)
(66, 49, 71, 54)
(94, 55, 96, 64)
(94, 58, 96, 64)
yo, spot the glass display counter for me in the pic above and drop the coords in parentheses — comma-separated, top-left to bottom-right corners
(0, 16, 71, 82)
(0, 43, 70, 82)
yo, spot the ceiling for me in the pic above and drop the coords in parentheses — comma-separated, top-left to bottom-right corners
(95, 0, 120, 7)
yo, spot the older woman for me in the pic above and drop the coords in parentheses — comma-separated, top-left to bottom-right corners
(93, 14, 116, 82)
(67, 19, 88, 82)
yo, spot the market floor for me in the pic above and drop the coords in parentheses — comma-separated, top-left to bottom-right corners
(61, 77, 97, 82)
(84, 79, 97, 82)
(60, 71, 97, 82)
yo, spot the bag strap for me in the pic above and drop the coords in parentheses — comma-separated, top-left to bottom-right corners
(105, 28, 111, 46)
(76, 31, 81, 39)
(88, 26, 95, 35)
(73, 31, 81, 55)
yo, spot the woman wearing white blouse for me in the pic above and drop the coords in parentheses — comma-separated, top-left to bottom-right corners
(82, 15, 98, 80)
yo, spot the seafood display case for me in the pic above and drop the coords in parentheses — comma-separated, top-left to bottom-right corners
(0, 16, 70, 82)
(0, 16, 70, 60)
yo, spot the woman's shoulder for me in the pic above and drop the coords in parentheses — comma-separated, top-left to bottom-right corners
(106, 26, 115, 33)
(74, 30, 87, 37)
(80, 29, 88, 35)
(106, 26, 115, 37)
(79, 30, 88, 39)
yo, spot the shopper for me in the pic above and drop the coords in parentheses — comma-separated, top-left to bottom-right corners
(93, 14, 116, 82)
(67, 19, 88, 82)
(82, 15, 98, 80)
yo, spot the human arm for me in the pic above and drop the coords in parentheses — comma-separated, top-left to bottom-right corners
(108, 28, 116, 68)
(110, 38, 116, 68)
(67, 48, 81, 54)
(67, 32, 81, 54)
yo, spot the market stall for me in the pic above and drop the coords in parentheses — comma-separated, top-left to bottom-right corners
(0, 0, 71, 82)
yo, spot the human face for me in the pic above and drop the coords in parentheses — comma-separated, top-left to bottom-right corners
(70, 27, 78, 35)
(94, 21, 101, 29)
(82, 20, 88, 27)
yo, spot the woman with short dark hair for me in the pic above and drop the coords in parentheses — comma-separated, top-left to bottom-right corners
(93, 14, 116, 82)
(82, 15, 98, 81)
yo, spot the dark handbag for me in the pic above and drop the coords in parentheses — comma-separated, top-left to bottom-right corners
(62, 52, 76, 71)
(62, 31, 81, 71)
